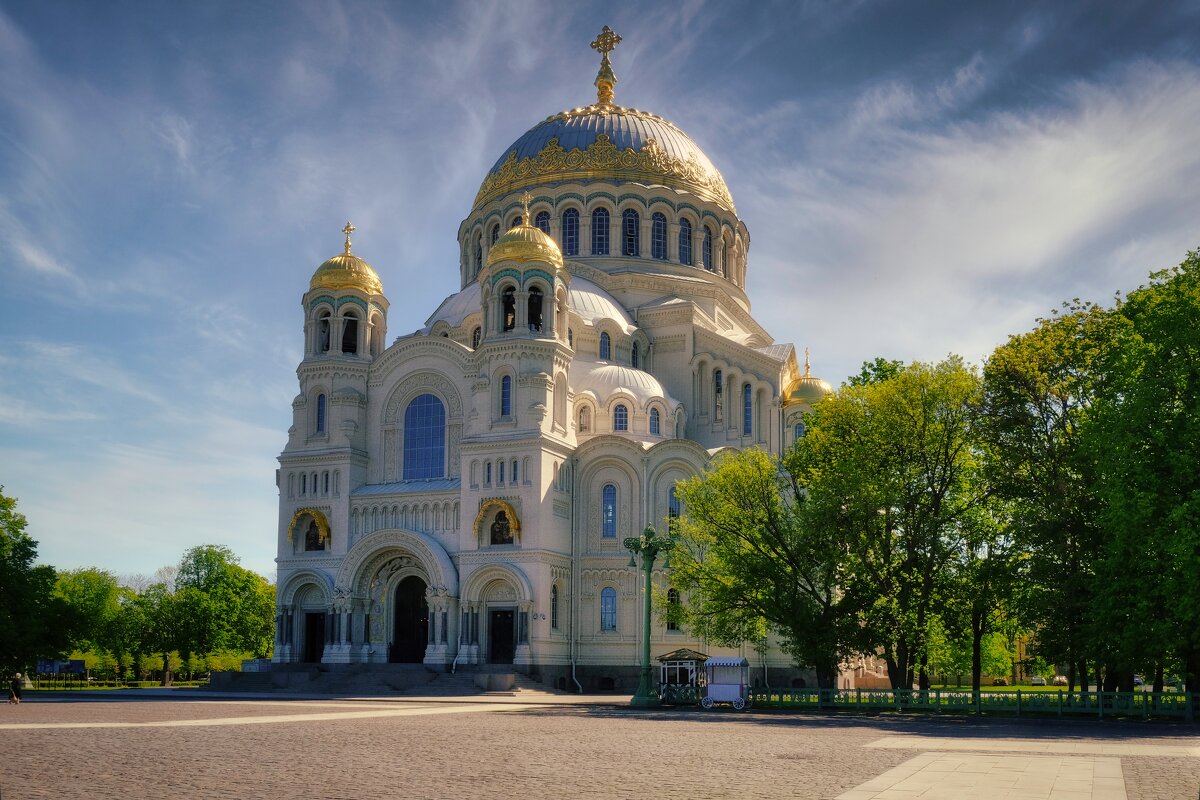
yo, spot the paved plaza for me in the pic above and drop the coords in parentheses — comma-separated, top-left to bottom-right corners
(0, 691, 1197, 799)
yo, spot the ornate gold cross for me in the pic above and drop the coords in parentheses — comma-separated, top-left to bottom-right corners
(520, 191, 533, 223)
(342, 221, 356, 254)
(590, 25, 621, 58)
(591, 26, 621, 106)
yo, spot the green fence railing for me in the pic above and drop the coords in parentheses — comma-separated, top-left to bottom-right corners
(742, 687, 1195, 720)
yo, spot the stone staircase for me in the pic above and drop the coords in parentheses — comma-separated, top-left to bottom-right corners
(209, 664, 558, 697)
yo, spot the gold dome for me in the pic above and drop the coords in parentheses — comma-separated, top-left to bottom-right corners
(487, 217, 564, 269)
(784, 349, 833, 407)
(309, 222, 383, 295)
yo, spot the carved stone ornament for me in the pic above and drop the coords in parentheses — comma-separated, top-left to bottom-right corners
(384, 371, 463, 421)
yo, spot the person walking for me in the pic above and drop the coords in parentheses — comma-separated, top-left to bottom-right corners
(8, 672, 22, 704)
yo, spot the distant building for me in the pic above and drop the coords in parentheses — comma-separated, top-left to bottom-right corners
(272, 28, 832, 689)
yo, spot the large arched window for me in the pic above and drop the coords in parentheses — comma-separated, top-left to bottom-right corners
(678, 219, 693, 266)
(702, 225, 713, 270)
(649, 407, 660, 435)
(613, 404, 629, 431)
(528, 286, 543, 332)
(491, 223, 500, 245)
(743, 383, 753, 436)
(651, 212, 667, 259)
(535, 210, 551, 233)
(714, 369, 724, 421)
(562, 208, 579, 256)
(502, 286, 516, 332)
(316, 394, 327, 434)
(341, 311, 359, 354)
(403, 394, 445, 480)
(591, 208, 610, 255)
(622, 209, 639, 256)
(599, 331, 611, 359)
(500, 375, 512, 417)
(602, 484, 617, 538)
(600, 587, 617, 631)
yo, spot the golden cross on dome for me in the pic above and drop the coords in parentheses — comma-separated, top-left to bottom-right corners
(804, 347, 812, 377)
(590, 25, 621, 106)
(342, 221, 356, 254)
(520, 191, 533, 223)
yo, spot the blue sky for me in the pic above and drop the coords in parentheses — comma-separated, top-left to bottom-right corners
(2, 1, 1198, 581)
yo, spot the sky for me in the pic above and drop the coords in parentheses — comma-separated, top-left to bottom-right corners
(1, 1, 1198, 582)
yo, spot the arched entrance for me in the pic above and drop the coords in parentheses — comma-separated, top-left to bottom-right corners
(390, 575, 428, 663)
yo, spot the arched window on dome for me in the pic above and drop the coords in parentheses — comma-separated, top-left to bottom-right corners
(651, 212, 667, 260)
(403, 393, 445, 480)
(743, 382, 753, 436)
(472, 327, 481, 349)
(510, 215, 522, 228)
(341, 310, 359, 354)
(535, 210, 550, 234)
(649, 407, 660, 435)
(703, 225, 713, 271)
(599, 332, 611, 360)
(678, 219, 693, 266)
(631, 342, 639, 369)
(316, 394, 327, 434)
(602, 484, 617, 538)
(613, 403, 629, 432)
(528, 286, 543, 332)
(591, 208, 610, 256)
(502, 286, 516, 332)
(622, 209, 639, 256)
(578, 406, 591, 433)
(475, 235, 483, 276)
(500, 375, 512, 417)
(491, 223, 500, 245)
(562, 208, 579, 256)
(721, 238, 729, 277)
(714, 369, 724, 422)
(317, 310, 331, 353)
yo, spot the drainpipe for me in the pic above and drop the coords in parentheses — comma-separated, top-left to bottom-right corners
(570, 455, 583, 693)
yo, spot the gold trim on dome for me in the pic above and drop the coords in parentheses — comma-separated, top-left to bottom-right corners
(288, 507, 331, 544)
(474, 126, 735, 213)
(487, 222, 564, 268)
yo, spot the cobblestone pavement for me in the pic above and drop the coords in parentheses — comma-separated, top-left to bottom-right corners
(0, 694, 1196, 799)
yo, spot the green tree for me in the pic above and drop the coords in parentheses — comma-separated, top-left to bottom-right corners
(56, 568, 123, 656)
(0, 487, 72, 674)
(175, 545, 275, 659)
(670, 448, 858, 688)
(848, 357, 905, 387)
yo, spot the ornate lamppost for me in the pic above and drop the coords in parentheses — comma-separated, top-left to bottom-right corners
(624, 526, 675, 707)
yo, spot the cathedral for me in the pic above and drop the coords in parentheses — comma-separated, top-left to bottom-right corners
(272, 28, 833, 690)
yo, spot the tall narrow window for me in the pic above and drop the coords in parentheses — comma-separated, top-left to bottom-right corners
(703, 225, 713, 270)
(678, 219, 692, 266)
(613, 404, 628, 432)
(743, 383, 753, 436)
(528, 286, 543, 332)
(591, 208, 610, 255)
(631, 342, 639, 369)
(403, 394, 446, 480)
(485, 462, 492, 484)
(300, 473, 307, 495)
(500, 375, 512, 417)
(472, 327, 481, 349)
(491, 223, 500, 245)
(535, 210, 551, 233)
(622, 209, 639, 256)
(316, 394, 327, 433)
(317, 311, 331, 353)
(649, 407, 660, 435)
(551, 585, 559, 630)
(599, 332, 611, 359)
(341, 312, 359, 354)
(714, 369, 724, 421)
(794, 422, 806, 440)
(475, 236, 482, 275)
(602, 484, 617, 538)
(562, 208, 579, 256)
(578, 406, 591, 433)
(600, 587, 617, 631)
(502, 286, 516, 332)
(568, 329, 574, 348)
(668, 486, 681, 523)
(651, 212, 667, 259)
(667, 588, 681, 631)
(511, 459, 518, 484)
(498, 460, 505, 484)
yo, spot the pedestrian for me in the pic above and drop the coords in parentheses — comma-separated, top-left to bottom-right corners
(8, 672, 22, 704)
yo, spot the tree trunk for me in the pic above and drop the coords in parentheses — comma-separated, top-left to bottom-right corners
(971, 608, 983, 693)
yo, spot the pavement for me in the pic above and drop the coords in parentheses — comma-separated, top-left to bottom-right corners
(0, 689, 1197, 799)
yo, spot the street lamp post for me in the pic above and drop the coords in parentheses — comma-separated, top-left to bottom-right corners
(624, 526, 675, 707)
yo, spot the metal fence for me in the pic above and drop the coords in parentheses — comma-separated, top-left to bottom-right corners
(745, 687, 1196, 721)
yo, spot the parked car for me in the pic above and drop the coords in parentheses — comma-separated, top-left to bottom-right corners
(1133, 675, 1144, 686)
(1030, 675, 1047, 686)
(992, 677, 1007, 686)
(1051, 675, 1069, 686)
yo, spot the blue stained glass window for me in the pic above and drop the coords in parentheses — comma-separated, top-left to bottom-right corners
(651, 213, 667, 259)
(562, 209, 579, 256)
(613, 404, 628, 432)
(591, 208, 610, 255)
(316, 394, 326, 433)
(599, 332, 611, 360)
(743, 383, 753, 436)
(501, 375, 512, 417)
(678, 219, 692, 265)
(703, 225, 713, 270)
(535, 210, 550, 233)
(602, 484, 616, 538)
(600, 587, 617, 630)
(795, 422, 806, 440)
(403, 394, 445, 480)
(649, 408, 660, 435)
(622, 209, 639, 256)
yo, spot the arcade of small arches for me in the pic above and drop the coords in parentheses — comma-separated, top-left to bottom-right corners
(305, 297, 387, 358)
(692, 357, 775, 443)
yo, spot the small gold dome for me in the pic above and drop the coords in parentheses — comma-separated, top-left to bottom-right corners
(309, 221, 383, 295)
(784, 349, 833, 407)
(487, 221, 563, 269)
